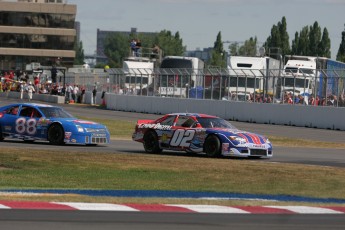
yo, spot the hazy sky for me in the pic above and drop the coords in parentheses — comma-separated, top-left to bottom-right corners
(68, 0, 345, 59)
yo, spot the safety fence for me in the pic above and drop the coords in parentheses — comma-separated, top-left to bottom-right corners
(63, 67, 345, 107)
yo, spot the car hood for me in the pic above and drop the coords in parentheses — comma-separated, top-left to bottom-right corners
(207, 128, 268, 144)
(49, 118, 107, 129)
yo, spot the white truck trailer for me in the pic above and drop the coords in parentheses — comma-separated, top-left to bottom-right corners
(227, 56, 280, 101)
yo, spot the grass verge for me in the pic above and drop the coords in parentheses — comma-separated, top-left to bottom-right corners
(1, 148, 345, 205)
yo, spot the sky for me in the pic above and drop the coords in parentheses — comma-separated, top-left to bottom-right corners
(67, 0, 345, 59)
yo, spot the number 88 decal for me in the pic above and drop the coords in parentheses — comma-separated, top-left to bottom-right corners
(15, 118, 37, 135)
(170, 129, 196, 147)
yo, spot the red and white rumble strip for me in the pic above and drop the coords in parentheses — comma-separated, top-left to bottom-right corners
(0, 201, 345, 214)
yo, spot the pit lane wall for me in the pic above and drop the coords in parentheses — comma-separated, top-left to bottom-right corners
(105, 93, 345, 131)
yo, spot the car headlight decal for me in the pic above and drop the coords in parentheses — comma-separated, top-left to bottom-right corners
(76, 125, 84, 133)
(229, 136, 247, 144)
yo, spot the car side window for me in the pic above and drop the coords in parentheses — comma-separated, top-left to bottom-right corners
(175, 116, 195, 128)
(6, 106, 20, 116)
(159, 116, 176, 126)
(19, 106, 42, 118)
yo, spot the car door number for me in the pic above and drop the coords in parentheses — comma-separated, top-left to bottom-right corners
(15, 118, 37, 135)
(170, 129, 195, 147)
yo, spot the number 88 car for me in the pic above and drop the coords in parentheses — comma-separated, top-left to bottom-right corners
(132, 113, 273, 158)
(0, 103, 110, 145)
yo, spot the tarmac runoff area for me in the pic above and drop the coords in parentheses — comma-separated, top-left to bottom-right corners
(1, 190, 345, 214)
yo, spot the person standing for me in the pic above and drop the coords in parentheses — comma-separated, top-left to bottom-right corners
(19, 82, 24, 100)
(27, 82, 35, 101)
(92, 86, 97, 105)
(135, 39, 142, 57)
(72, 84, 79, 102)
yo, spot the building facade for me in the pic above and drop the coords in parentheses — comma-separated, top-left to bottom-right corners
(0, 0, 77, 70)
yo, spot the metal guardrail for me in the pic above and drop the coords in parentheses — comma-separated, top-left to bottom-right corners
(63, 68, 345, 107)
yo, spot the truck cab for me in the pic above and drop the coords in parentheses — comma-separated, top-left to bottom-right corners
(280, 57, 317, 101)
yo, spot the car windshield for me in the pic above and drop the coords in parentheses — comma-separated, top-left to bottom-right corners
(197, 117, 237, 129)
(39, 107, 74, 118)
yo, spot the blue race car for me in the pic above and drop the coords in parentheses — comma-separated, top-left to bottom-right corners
(132, 113, 273, 158)
(0, 103, 110, 145)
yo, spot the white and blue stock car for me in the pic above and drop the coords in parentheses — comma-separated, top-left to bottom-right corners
(133, 113, 273, 158)
(0, 103, 110, 145)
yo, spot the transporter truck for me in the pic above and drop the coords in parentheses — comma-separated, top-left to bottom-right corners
(279, 55, 345, 103)
(227, 56, 280, 101)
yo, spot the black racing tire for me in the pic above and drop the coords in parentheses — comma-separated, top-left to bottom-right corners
(143, 130, 162, 154)
(24, 140, 35, 143)
(0, 126, 4, 141)
(204, 135, 221, 157)
(47, 123, 65, 145)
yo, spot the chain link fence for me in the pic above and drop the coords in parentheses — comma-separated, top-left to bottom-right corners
(64, 67, 345, 107)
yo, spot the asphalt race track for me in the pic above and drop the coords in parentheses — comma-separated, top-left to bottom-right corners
(1, 97, 345, 230)
(1, 97, 345, 168)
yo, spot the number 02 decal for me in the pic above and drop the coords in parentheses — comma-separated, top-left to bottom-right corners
(170, 129, 196, 147)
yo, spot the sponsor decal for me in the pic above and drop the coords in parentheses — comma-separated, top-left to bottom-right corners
(222, 143, 229, 151)
(139, 123, 172, 130)
(74, 120, 97, 125)
(65, 132, 72, 140)
(248, 143, 266, 149)
(4, 126, 11, 131)
(71, 139, 77, 143)
(37, 118, 50, 127)
(161, 133, 170, 142)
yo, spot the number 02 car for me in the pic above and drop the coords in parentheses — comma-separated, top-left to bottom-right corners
(0, 103, 110, 145)
(132, 113, 273, 158)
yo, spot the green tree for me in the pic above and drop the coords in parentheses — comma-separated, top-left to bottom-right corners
(264, 17, 290, 57)
(309, 21, 322, 56)
(298, 26, 310, 56)
(74, 40, 85, 65)
(291, 32, 299, 54)
(229, 42, 239, 56)
(336, 28, 345, 62)
(238, 37, 257, 56)
(291, 21, 331, 57)
(155, 30, 185, 56)
(319, 28, 331, 58)
(209, 31, 226, 67)
(103, 33, 130, 67)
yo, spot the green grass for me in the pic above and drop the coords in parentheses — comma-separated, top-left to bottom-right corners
(1, 148, 345, 201)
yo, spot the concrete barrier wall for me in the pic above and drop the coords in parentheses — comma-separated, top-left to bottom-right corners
(0, 91, 65, 104)
(105, 93, 345, 131)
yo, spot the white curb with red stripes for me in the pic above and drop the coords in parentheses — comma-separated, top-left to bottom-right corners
(0, 201, 345, 214)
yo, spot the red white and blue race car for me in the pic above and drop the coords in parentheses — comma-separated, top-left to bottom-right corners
(132, 113, 273, 158)
(0, 103, 110, 145)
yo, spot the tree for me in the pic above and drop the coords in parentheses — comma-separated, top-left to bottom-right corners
(291, 21, 331, 57)
(238, 37, 257, 56)
(228, 37, 258, 57)
(336, 28, 345, 62)
(103, 33, 130, 68)
(309, 21, 322, 56)
(297, 26, 309, 56)
(209, 31, 226, 67)
(264, 17, 290, 57)
(229, 42, 239, 56)
(74, 40, 85, 65)
(155, 30, 185, 56)
(319, 28, 331, 58)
